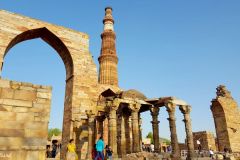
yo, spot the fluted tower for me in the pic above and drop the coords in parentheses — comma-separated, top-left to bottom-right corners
(98, 7, 118, 86)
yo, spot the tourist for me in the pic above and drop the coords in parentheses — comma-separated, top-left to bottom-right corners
(106, 145, 113, 160)
(209, 148, 214, 159)
(55, 141, 61, 158)
(142, 142, 146, 151)
(66, 139, 78, 160)
(46, 145, 52, 158)
(223, 146, 228, 160)
(52, 140, 58, 158)
(104, 145, 108, 158)
(167, 145, 172, 153)
(198, 144, 202, 157)
(147, 145, 151, 152)
(150, 143, 154, 152)
(92, 144, 100, 160)
(95, 136, 104, 160)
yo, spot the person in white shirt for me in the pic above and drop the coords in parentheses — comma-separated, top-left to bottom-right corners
(150, 144, 154, 152)
(209, 148, 214, 159)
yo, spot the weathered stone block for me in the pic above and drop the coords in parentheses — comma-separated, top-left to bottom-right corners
(0, 99, 32, 107)
(23, 138, 47, 146)
(25, 129, 47, 138)
(21, 82, 33, 87)
(24, 122, 48, 130)
(0, 79, 10, 88)
(35, 98, 51, 104)
(0, 137, 23, 147)
(16, 112, 34, 121)
(37, 92, 51, 99)
(19, 86, 36, 91)
(0, 111, 16, 121)
(0, 105, 12, 111)
(12, 107, 28, 113)
(10, 81, 21, 90)
(0, 88, 14, 99)
(0, 129, 24, 137)
(14, 90, 36, 101)
(0, 121, 24, 130)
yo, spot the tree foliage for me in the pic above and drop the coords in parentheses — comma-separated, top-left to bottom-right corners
(48, 128, 61, 139)
(146, 132, 171, 145)
(146, 132, 153, 144)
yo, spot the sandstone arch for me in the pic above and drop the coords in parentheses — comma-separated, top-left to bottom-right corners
(3, 27, 74, 78)
(0, 9, 99, 159)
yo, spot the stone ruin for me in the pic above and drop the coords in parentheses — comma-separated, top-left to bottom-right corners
(211, 85, 240, 153)
(0, 6, 239, 160)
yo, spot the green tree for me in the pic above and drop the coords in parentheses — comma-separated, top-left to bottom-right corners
(146, 132, 153, 144)
(160, 137, 171, 145)
(48, 128, 61, 139)
(146, 132, 171, 145)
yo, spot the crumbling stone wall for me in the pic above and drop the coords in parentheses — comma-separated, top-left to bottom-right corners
(0, 79, 52, 160)
(193, 131, 216, 151)
(211, 85, 240, 152)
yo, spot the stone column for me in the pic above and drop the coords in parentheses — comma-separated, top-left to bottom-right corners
(121, 115, 126, 156)
(96, 116, 104, 141)
(125, 115, 132, 154)
(165, 102, 180, 159)
(130, 103, 141, 153)
(103, 116, 108, 146)
(139, 116, 143, 151)
(86, 110, 95, 159)
(150, 106, 160, 153)
(107, 100, 119, 157)
(180, 105, 195, 160)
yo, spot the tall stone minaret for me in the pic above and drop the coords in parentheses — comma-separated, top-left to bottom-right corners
(98, 7, 118, 86)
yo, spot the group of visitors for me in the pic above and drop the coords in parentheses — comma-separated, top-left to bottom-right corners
(65, 136, 113, 160)
(142, 143, 155, 152)
(197, 143, 231, 160)
(46, 140, 61, 158)
(208, 147, 230, 160)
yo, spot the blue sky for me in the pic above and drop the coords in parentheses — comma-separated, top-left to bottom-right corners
(1, 1, 240, 142)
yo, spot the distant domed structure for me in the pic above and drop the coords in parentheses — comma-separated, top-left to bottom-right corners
(120, 89, 147, 100)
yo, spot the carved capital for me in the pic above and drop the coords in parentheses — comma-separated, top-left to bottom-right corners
(179, 105, 191, 114)
(106, 98, 120, 111)
(86, 110, 95, 123)
(165, 102, 176, 113)
(150, 106, 160, 116)
(129, 103, 141, 112)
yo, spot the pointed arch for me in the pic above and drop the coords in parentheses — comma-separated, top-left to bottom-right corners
(3, 27, 73, 79)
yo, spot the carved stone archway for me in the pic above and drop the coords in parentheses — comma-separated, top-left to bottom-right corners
(0, 10, 98, 159)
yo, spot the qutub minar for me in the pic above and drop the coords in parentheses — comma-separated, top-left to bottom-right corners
(98, 7, 119, 86)
(0, 6, 239, 160)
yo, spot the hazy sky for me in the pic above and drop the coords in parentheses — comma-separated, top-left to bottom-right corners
(1, 1, 240, 142)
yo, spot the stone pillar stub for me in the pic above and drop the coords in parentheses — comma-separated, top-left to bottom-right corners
(165, 102, 181, 159)
(130, 103, 141, 153)
(96, 116, 104, 142)
(86, 110, 95, 159)
(126, 115, 132, 154)
(150, 106, 160, 153)
(106, 99, 119, 157)
(121, 115, 126, 156)
(103, 116, 108, 146)
(180, 105, 195, 160)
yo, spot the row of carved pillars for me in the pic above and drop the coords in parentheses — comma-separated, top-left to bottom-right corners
(150, 103, 195, 160)
(86, 103, 195, 160)
(86, 103, 142, 158)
